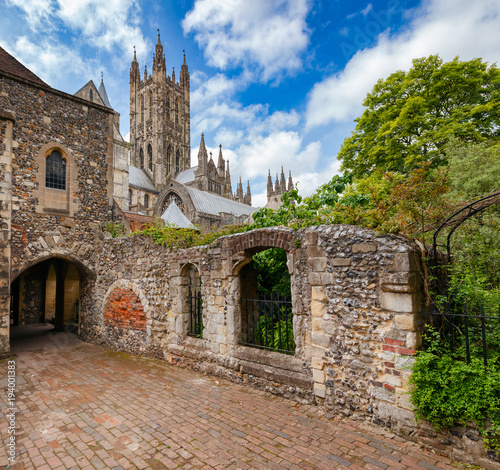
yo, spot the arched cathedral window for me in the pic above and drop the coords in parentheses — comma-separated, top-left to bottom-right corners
(144, 194, 149, 208)
(139, 148, 144, 169)
(148, 144, 153, 171)
(45, 150, 66, 190)
(140, 95, 144, 122)
(163, 192, 185, 213)
(166, 145, 172, 175)
(175, 149, 180, 173)
(148, 91, 153, 120)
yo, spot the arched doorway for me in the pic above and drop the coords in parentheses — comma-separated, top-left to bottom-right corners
(10, 257, 82, 334)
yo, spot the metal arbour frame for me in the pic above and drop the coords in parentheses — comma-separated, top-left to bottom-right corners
(432, 191, 500, 264)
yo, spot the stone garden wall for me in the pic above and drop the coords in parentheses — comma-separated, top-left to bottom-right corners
(88, 225, 423, 429)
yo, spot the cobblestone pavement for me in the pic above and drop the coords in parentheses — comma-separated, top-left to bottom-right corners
(0, 326, 464, 470)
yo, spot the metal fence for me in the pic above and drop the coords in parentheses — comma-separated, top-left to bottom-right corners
(240, 291, 295, 354)
(188, 290, 203, 338)
(423, 303, 500, 367)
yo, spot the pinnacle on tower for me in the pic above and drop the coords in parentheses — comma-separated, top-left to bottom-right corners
(181, 50, 189, 88)
(225, 160, 232, 196)
(244, 180, 252, 206)
(288, 170, 293, 191)
(130, 46, 140, 82)
(196, 133, 208, 177)
(280, 166, 286, 192)
(153, 29, 166, 71)
(236, 177, 244, 200)
(144, 65, 148, 81)
(217, 144, 225, 173)
(275, 173, 279, 192)
(267, 169, 273, 198)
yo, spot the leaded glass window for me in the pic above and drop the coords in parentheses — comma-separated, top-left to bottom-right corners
(45, 150, 66, 190)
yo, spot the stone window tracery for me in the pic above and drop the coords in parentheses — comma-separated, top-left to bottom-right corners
(144, 194, 149, 208)
(175, 149, 180, 173)
(163, 192, 184, 213)
(139, 148, 144, 169)
(45, 150, 66, 190)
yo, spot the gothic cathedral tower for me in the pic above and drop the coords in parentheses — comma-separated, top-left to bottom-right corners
(129, 32, 190, 188)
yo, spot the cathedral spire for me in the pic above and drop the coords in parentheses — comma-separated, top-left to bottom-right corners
(236, 177, 244, 201)
(275, 173, 279, 192)
(288, 170, 293, 191)
(153, 29, 165, 72)
(225, 160, 232, 198)
(267, 170, 273, 200)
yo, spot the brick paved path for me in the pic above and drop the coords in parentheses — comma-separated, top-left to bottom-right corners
(0, 327, 464, 470)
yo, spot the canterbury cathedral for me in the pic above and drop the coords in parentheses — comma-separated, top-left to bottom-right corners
(77, 33, 293, 230)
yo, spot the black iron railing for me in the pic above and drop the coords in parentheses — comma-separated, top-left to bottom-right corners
(240, 292, 295, 354)
(423, 303, 500, 367)
(188, 290, 203, 338)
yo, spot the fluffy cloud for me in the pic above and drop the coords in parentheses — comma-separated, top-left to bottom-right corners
(306, 0, 500, 130)
(6, 0, 149, 60)
(0, 36, 91, 86)
(182, 0, 311, 82)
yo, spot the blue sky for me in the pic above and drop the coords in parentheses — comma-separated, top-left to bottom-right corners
(1, 0, 499, 206)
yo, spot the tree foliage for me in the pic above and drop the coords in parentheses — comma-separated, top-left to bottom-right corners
(338, 55, 500, 178)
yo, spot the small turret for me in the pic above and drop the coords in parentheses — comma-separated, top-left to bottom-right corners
(172, 67, 175, 84)
(275, 173, 279, 192)
(236, 177, 244, 201)
(288, 170, 293, 191)
(144, 65, 148, 81)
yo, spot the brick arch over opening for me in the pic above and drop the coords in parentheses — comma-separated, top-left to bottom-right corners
(12, 251, 95, 282)
(102, 280, 152, 338)
(226, 228, 295, 275)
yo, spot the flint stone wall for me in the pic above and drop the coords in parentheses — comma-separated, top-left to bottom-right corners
(88, 225, 423, 427)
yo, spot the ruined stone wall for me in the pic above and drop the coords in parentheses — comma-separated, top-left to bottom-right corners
(87, 226, 423, 427)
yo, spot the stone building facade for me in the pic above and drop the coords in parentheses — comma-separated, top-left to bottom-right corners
(0, 46, 115, 345)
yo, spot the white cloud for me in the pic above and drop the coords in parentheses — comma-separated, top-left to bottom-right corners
(6, 0, 150, 61)
(56, 0, 149, 58)
(182, 0, 311, 82)
(306, 0, 500, 130)
(0, 36, 90, 85)
(6, 0, 55, 31)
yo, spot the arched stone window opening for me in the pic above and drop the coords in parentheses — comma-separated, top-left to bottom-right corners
(175, 149, 180, 173)
(45, 150, 66, 190)
(147, 144, 153, 171)
(140, 95, 144, 122)
(144, 193, 149, 208)
(139, 147, 144, 169)
(89, 89, 93, 101)
(238, 248, 294, 354)
(166, 144, 172, 175)
(129, 189, 133, 206)
(182, 265, 202, 337)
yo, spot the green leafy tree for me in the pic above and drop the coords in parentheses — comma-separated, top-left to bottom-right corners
(338, 55, 500, 178)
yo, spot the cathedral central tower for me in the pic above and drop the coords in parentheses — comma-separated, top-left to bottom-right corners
(129, 32, 190, 188)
